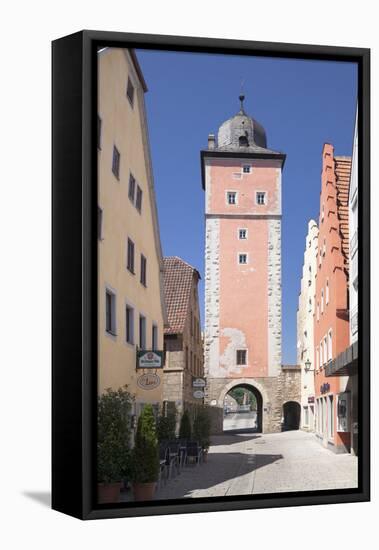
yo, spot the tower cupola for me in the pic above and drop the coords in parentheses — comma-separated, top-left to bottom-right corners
(217, 95, 267, 150)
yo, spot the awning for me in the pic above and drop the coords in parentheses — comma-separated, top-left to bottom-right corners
(325, 341, 358, 377)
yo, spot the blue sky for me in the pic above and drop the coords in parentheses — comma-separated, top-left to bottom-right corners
(136, 49, 357, 364)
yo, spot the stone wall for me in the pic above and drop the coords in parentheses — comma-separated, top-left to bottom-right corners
(205, 368, 301, 435)
(204, 217, 220, 379)
(268, 218, 282, 376)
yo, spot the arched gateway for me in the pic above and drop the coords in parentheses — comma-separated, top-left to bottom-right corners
(282, 401, 301, 431)
(222, 382, 264, 432)
(201, 97, 301, 435)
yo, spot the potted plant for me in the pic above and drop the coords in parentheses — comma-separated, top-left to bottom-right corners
(179, 409, 192, 440)
(97, 386, 133, 504)
(131, 404, 159, 501)
(193, 407, 211, 462)
(157, 403, 177, 442)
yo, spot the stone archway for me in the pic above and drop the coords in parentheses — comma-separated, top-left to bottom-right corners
(282, 401, 301, 431)
(219, 379, 267, 433)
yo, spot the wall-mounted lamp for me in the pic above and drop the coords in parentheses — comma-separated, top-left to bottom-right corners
(304, 359, 315, 372)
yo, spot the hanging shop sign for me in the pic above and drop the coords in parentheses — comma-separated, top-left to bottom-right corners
(193, 389, 205, 399)
(137, 372, 161, 390)
(192, 377, 206, 388)
(320, 383, 330, 394)
(136, 350, 164, 369)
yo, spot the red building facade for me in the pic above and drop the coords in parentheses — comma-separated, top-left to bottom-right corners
(314, 143, 352, 453)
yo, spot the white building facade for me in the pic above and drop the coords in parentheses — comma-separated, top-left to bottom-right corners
(297, 219, 319, 431)
(349, 111, 358, 344)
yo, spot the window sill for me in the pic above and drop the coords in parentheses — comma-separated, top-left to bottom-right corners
(127, 268, 135, 275)
(125, 340, 135, 347)
(106, 330, 117, 338)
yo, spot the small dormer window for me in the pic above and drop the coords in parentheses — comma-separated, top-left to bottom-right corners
(239, 135, 249, 147)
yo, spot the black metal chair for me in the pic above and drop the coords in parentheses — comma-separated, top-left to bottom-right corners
(176, 438, 188, 468)
(158, 444, 169, 488)
(167, 441, 181, 476)
(186, 441, 203, 466)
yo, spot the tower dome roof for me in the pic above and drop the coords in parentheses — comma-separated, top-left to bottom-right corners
(217, 95, 268, 150)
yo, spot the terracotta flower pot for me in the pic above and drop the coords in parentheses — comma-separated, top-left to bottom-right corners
(97, 482, 121, 504)
(132, 481, 157, 501)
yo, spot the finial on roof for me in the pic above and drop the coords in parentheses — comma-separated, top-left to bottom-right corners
(239, 94, 245, 114)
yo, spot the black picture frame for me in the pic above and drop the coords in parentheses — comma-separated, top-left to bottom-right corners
(52, 30, 370, 520)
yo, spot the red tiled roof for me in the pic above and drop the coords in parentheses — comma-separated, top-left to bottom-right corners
(163, 256, 200, 335)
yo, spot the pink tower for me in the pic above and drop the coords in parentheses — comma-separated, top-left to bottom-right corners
(201, 96, 291, 433)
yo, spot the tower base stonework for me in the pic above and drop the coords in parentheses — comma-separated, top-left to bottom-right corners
(205, 367, 301, 435)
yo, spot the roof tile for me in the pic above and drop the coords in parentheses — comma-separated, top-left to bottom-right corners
(163, 257, 200, 335)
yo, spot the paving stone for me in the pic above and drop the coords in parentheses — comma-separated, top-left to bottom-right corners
(154, 430, 358, 501)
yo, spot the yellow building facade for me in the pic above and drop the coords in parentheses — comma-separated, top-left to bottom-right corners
(98, 48, 166, 413)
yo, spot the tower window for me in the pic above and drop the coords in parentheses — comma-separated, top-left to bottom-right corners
(239, 135, 249, 147)
(227, 192, 237, 205)
(256, 192, 266, 205)
(243, 164, 251, 173)
(239, 229, 247, 240)
(236, 350, 247, 365)
(238, 254, 248, 264)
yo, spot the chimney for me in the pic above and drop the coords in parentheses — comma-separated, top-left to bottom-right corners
(208, 133, 216, 150)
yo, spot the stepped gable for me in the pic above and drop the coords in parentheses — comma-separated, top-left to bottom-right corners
(335, 156, 352, 269)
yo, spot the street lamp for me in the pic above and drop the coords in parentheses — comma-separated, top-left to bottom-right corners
(304, 358, 314, 372)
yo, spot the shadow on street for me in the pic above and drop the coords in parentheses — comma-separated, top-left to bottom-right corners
(154, 448, 283, 500)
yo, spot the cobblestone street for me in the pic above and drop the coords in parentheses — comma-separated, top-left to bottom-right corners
(154, 430, 358, 500)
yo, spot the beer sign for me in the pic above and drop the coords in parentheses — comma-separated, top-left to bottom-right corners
(136, 350, 164, 369)
(137, 373, 161, 390)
